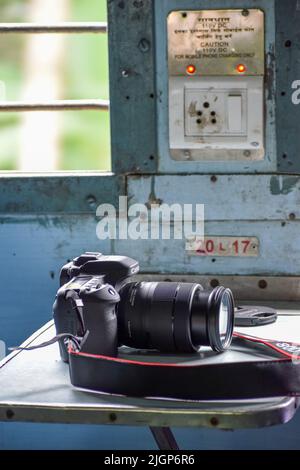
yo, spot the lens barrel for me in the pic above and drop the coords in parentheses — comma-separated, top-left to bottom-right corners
(118, 282, 234, 353)
(190, 286, 234, 352)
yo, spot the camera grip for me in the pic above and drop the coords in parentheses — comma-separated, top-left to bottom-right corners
(53, 289, 82, 362)
(80, 285, 120, 357)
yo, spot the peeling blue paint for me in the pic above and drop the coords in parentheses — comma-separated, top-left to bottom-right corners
(270, 176, 300, 195)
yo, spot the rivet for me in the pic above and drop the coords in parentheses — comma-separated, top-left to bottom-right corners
(109, 413, 117, 422)
(210, 279, 220, 288)
(138, 38, 150, 53)
(86, 195, 97, 208)
(258, 280, 268, 289)
(6, 409, 14, 419)
(210, 417, 219, 426)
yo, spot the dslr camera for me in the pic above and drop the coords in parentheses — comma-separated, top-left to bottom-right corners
(53, 252, 235, 362)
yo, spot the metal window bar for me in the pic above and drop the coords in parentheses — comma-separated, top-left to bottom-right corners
(0, 22, 107, 34)
(0, 22, 109, 112)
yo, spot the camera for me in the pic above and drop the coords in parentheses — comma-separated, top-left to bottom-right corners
(53, 252, 235, 362)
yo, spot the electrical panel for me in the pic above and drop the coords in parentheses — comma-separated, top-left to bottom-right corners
(168, 9, 265, 161)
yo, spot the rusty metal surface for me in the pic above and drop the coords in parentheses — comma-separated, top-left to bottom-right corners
(108, 0, 157, 174)
(0, 174, 124, 213)
(0, 100, 109, 112)
(0, 22, 107, 34)
(275, 0, 300, 173)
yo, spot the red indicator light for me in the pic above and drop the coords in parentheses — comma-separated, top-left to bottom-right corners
(236, 64, 246, 73)
(186, 64, 196, 75)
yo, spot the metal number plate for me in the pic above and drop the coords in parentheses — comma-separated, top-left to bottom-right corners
(187, 236, 259, 257)
(168, 9, 265, 76)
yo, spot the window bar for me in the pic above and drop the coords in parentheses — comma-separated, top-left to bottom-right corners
(0, 22, 107, 34)
(0, 100, 109, 112)
(0, 22, 109, 112)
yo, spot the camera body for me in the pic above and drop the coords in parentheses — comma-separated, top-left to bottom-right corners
(59, 252, 139, 288)
(53, 252, 139, 362)
(54, 252, 235, 361)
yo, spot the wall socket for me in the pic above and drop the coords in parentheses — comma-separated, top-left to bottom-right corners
(168, 8, 265, 162)
(169, 76, 264, 161)
(185, 89, 247, 137)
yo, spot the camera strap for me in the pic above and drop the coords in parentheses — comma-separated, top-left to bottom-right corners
(13, 330, 300, 400)
(10, 331, 90, 353)
(67, 332, 300, 400)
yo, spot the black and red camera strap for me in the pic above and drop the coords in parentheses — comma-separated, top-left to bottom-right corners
(13, 330, 300, 400)
(67, 332, 300, 400)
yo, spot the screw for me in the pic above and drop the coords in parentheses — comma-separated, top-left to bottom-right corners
(258, 280, 268, 289)
(244, 150, 251, 157)
(242, 9, 249, 16)
(285, 40, 292, 48)
(289, 213, 296, 221)
(139, 38, 150, 53)
(211, 175, 217, 183)
(122, 70, 129, 78)
(182, 12, 187, 18)
(109, 413, 117, 422)
(197, 119, 202, 124)
(210, 279, 219, 288)
(6, 409, 14, 420)
(210, 417, 219, 426)
(86, 195, 97, 208)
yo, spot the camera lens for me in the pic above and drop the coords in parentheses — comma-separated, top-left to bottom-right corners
(118, 282, 234, 353)
(190, 286, 234, 352)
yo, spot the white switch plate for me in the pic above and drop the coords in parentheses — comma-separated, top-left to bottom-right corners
(169, 76, 264, 161)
